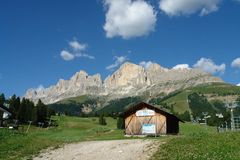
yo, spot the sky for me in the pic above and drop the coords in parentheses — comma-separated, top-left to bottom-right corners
(0, 0, 240, 97)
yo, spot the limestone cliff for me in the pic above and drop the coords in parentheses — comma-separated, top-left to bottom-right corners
(25, 62, 223, 104)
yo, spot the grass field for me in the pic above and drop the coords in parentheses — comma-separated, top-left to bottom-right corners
(1, 116, 240, 160)
(152, 123, 240, 160)
(0, 116, 124, 160)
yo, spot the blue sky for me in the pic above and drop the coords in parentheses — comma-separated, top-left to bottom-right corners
(0, 0, 240, 97)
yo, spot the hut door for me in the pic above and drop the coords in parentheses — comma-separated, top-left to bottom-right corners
(136, 109, 156, 135)
(137, 116, 156, 135)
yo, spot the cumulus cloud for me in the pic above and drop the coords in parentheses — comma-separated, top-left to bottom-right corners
(103, 0, 157, 39)
(172, 64, 190, 70)
(60, 39, 95, 61)
(106, 56, 128, 71)
(237, 83, 240, 87)
(139, 61, 154, 69)
(60, 50, 75, 61)
(231, 58, 240, 69)
(159, 0, 220, 16)
(193, 58, 226, 74)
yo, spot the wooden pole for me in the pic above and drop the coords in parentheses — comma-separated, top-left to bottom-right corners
(25, 121, 32, 134)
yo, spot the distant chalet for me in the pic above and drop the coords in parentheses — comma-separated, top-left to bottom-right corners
(122, 102, 184, 135)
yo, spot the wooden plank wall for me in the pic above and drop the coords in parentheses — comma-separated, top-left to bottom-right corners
(125, 109, 166, 135)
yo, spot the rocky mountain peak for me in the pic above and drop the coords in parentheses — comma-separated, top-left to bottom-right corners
(104, 62, 145, 88)
(25, 62, 224, 104)
(146, 63, 169, 72)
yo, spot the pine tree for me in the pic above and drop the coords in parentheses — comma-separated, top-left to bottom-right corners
(25, 99, 34, 122)
(117, 117, 124, 129)
(31, 105, 37, 123)
(15, 97, 21, 119)
(0, 93, 5, 107)
(99, 114, 107, 125)
(36, 99, 48, 123)
(8, 95, 21, 119)
(18, 98, 27, 123)
(0, 93, 4, 127)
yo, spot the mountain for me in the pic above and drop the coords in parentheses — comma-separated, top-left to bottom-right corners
(25, 62, 223, 104)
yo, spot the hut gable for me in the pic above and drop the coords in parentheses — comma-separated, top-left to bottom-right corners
(123, 102, 184, 135)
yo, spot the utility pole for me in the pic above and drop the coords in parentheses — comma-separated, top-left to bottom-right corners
(225, 102, 237, 131)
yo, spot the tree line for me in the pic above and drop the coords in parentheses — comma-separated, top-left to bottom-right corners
(0, 93, 55, 125)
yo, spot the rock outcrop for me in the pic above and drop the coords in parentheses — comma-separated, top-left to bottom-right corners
(25, 62, 223, 104)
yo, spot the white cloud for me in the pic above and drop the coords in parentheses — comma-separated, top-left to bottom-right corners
(172, 64, 190, 70)
(231, 58, 240, 69)
(106, 56, 128, 70)
(159, 0, 220, 16)
(75, 53, 95, 60)
(60, 39, 95, 61)
(60, 50, 75, 61)
(139, 61, 154, 69)
(69, 40, 87, 51)
(193, 58, 226, 74)
(237, 83, 240, 87)
(103, 0, 157, 39)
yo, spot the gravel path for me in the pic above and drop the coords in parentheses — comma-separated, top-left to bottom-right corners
(33, 139, 160, 160)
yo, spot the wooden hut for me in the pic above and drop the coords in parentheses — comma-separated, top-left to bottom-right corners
(123, 102, 184, 135)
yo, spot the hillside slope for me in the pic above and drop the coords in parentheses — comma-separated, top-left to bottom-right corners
(48, 83, 240, 122)
(151, 83, 240, 113)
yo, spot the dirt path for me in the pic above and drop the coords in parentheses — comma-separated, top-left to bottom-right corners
(33, 139, 160, 160)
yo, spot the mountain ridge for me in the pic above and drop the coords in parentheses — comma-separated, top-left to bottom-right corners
(25, 62, 223, 104)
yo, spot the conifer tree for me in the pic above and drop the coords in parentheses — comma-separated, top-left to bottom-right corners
(99, 114, 107, 125)
(8, 95, 21, 119)
(18, 98, 27, 122)
(0, 93, 5, 107)
(36, 99, 48, 123)
(117, 117, 124, 129)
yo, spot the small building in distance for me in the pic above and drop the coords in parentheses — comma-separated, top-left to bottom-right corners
(0, 105, 12, 127)
(123, 102, 184, 135)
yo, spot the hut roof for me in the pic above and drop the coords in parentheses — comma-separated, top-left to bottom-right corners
(0, 105, 12, 115)
(122, 102, 184, 123)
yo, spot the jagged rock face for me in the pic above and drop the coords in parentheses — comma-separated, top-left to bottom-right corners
(104, 62, 147, 88)
(25, 70, 104, 104)
(25, 62, 223, 104)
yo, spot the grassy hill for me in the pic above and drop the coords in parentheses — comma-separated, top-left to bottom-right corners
(150, 83, 240, 114)
(48, 95, 100, 115)
(48, 95, 143, 116)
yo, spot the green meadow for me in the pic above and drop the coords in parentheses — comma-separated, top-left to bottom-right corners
(152, 123, 240, 160)
(1, 116, 240, 160)
(0, 116, 124, 160)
